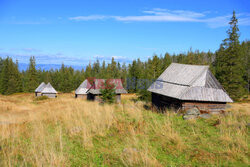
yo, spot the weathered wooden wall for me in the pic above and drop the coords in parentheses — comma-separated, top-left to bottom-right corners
(35, 92, 42, 97)
(75, 94, 87, 99)
(87, 93, 95, 101)
(151, 92, 227, 112)
(116, 94, 121, 103)
(42, 93, 57, 98)
(182, 101, 226, 113)
(152, 93, 182, 111)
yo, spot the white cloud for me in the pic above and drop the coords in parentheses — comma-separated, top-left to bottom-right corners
(113, 15, 199, 22)
(202, 14, 250, 28)
(238, 17, 250, 26)
(91, 55, 131, 63)
(0, 52, 90, 66)
(203, 15, 231, 28)
(69, 8, 250, 28)
(143, 8, 205, 18)
(69, 15, 108, 21)
(112, 56, 126, 60)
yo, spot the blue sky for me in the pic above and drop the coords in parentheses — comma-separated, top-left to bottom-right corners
(0, 0, 249, 67)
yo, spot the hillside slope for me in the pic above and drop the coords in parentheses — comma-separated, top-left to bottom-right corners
(0, 94, 249, 166)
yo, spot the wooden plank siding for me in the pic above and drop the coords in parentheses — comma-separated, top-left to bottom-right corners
(152, 92, 227, 112)
(152, 93, 182, 110)
(75, 94, 87, 99)
(182, 101, 226, 112)
(41, 93, 57, 98)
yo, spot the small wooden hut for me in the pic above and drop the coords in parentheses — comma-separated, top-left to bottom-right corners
(86, 79, 127, 103)
(147, 63, 233, 113)
(35, 82, 46, 97)
(75, 79, 90, 99)
(41, 83, 58, 98)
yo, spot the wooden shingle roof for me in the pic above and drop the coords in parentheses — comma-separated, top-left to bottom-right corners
(41, 83, 57, 94)
(148, 63, 233, 103)
(35, 82, 46, 93)
(75, 80, 89, 95)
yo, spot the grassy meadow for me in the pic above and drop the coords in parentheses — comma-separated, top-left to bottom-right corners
(0, 93, 249, 166)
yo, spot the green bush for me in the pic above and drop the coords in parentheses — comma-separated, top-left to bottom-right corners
(100, 80, 116, 104)
(35, 96, 49, 101)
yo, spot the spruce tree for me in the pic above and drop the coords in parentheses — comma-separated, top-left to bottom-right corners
(215, 11, 246, 100)
(162, 53, 172, 73)
(0, 57, 22, 94)
(110, 57, 119, 78)
(241, 41, 250, 93)
(85, 63, 92, 79)
(26, 56, 38, 92)
(58, 64, 73, 92)
(100, 80, 116, 104)
(0, 58, 10, 94)
(0, 58, 3, 74)
(14, 60, 23, 92)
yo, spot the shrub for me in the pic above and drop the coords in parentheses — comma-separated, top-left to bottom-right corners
(100, 80, 116, 104)
(35, 96, 49, 101)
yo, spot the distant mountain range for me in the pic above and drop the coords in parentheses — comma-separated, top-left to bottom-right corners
(19, 63, 85, 71)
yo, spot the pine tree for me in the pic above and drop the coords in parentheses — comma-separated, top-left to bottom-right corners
(110, 57, 119, 78)
(241, 40, 250, 93)
(137, 62, 152, 101)
(100, 80, 116, 104)
(101, 60, 107, 78)
(162, 53, 172, 73)
(150, 55, 161, 78)
(0, 58, 10, 94)
(121, 63, 127, 89)
(50, 69, 60, 91)
(58, 64, 73, 92)
(128, 59, 141, 92)
(215, 11, 247, 100)
(0, 58, 3, 74)
(0, 57, 22, 94)
(85, 63, 92, 79)
(26, 56, 38, 92)
(92, 59, 100, 77)
(14, 60, 23, 92)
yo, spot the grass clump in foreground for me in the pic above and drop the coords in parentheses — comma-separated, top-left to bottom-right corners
(34, 95, 49, 101)
(0, 93, 249, 166)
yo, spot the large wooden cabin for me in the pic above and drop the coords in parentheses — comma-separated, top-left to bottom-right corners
(148, 63, 233, 113)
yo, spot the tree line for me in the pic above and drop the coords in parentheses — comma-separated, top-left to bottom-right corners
(0, 11, 249, 101)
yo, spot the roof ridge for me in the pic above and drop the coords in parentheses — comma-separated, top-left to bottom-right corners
(171, 62, 209, 67)
(156, 79, 189, 87)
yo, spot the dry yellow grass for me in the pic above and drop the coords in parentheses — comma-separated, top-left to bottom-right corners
(0, 93, 249, 166)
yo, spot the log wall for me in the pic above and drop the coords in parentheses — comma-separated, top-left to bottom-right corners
(151, 93, 227, 113)
(75, 94, 87, 99)
(152, 93, 182, 111)
(42, 93, 57, 98)
(182, 101, 226, 112)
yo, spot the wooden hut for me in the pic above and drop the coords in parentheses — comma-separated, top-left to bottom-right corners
(41, 83, 58, 98)
(147, 63, 233, 113)
(35, 82, 46, 97)
(75, 79, 90, 99)
(86, 79, 127, 103)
